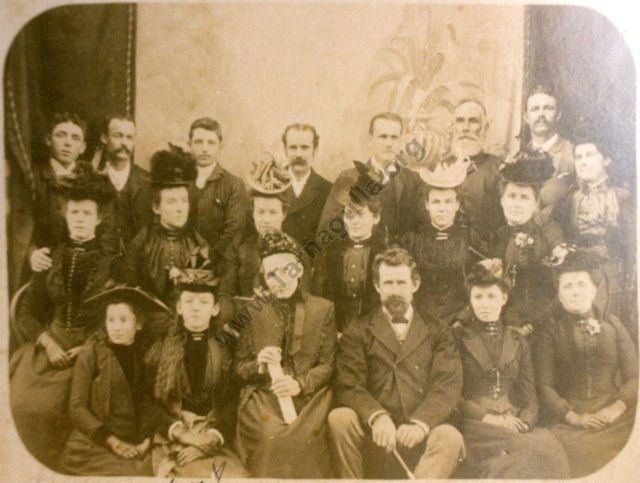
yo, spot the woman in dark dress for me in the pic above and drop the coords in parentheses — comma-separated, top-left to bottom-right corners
(10, 165, 117, 470)
(454, 260, 570, 478)
(534, 250, 637, 477)
(59, 286, 169, 476)
(144, 256, 247, 478)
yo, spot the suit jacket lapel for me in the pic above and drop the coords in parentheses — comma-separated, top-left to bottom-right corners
(497, 329, 520, 370)
(461, 327, 494, 372)
(289, 297, 306, 356)
(393, 166, 405, 217)
(396, 310, 429, 363)
(287, 170, 321, 215)
(369, 308, 402, 355)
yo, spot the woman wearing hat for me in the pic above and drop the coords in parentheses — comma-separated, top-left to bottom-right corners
(59, 285, 169, 476)
(10, 164, 118, 469)
(534, 250, 637, 477)
(123, 146, 210, 337)
(453, 260, 570, 478)
(234, 231, 336, 478)
(144, 254, 247, 478)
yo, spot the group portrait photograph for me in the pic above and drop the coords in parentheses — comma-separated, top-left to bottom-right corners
(0, 0, 638, 480)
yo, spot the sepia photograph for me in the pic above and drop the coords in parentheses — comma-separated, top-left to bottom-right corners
(1, 0, 638, 480)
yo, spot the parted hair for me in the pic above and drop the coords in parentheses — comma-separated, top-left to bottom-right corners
(372, 247, 421, 285)
(282, 123, 319, 149)
(100, 113, 135, 135)
(368, 112, 403, 135)
(189, 117, 223, 142)
(48, 112, 88, 139)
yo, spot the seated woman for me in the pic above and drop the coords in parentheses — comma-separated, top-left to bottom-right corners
(234, 231, 336, 478)
(534, 250, 637, 478)
(454, 260, 570, 478)
(10, 164, 117, 470)
(144, 255, 247, 478)
(59, 285, 169, 476)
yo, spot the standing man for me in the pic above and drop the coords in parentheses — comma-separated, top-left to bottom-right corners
(281, 123, 332, 247)
(318, 113, 425, 244)
(445, 99, 504, 243)
(98, 114, 153, 255)
(328, 247, 464, 479)
(188, 118, 247, 263)
(28, 112, 89, 274)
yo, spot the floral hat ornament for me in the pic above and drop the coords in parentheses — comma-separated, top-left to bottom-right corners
(246, 153, 291, 194)
(168, 245, 219, 291)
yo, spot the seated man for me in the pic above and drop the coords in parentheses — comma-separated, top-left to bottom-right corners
(144, 256, 247, 478)
(233, 231, 337, 478)
(328, 247, 464, 479)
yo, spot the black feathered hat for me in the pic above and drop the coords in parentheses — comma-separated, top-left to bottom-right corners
(67, 162, 115, 206)
(499, 148, 554, 186)
(151, 143, 197, 187)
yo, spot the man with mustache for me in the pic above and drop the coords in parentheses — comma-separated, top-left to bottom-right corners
(329, 247, 464, 479)
(98, 114, 153, 255)
(446, 99, 505, 244)
(280, 123, 332, 248)
(187, 117, 247, 263)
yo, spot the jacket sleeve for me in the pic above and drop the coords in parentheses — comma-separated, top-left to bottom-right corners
(68, 344, 110, 443)
(333, 320, 387, 425)
(511, 335, 538, 427)
(233, 325, 270, 385)
(611, 316, 638, 408)
(297, 303, 337, 396)
(122, 229, 145, 286)
(16, 271, 52, 343)
(409, 324, 463, 429)
(216, 177, 247, 259)
(317, 170, 352, 233)
(533, 322, 571, 421)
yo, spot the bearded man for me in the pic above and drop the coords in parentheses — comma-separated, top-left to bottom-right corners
(328, 247, 464, 479)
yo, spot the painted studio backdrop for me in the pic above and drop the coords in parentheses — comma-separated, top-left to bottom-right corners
(4, 2, 635, 294)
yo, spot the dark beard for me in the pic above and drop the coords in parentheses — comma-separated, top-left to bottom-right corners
(382, 294, 410, 319)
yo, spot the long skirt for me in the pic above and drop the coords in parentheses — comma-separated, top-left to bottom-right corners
(457, 419, 570, 478)
(9, 324, 92, 470)
(59, 429, 152, 476)
(549, 409, 635, 478)
(236, 385, 333, 478)
(152, 419, 247, 478)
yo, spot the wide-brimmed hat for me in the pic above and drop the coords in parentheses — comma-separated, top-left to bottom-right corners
(246, 153, 291, 195)
(85, 284, 170, 314)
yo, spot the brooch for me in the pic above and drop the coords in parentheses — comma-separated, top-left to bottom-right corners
(579, 318, 602, 336)
(514, 232, 535, 248)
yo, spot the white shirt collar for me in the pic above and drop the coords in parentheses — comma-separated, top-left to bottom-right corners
(49, 158, 76, 177)
(382, 304, 414, 341)
(196, 162, 218, 189)
(107, 161, 131, 192)
(534, 133, 559, 152)
(288, 167, 312, 197)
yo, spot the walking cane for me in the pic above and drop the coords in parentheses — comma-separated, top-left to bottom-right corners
(392, 448, 416, 480)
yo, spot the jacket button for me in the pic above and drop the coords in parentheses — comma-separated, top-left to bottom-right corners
(418, 388, 424, 394)
(414, 364, 419, 370)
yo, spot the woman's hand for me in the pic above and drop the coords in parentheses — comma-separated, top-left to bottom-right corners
(565, 410, 607, 429)
(257, 346, 282, 366)
(30, 247, 52, 272)
(271, 375, 301, 397)
(40, 333, 71, 368)
(107, 435, 140, 459)
(482, 414, 520, 432)
(176, 446, 205, 466)
(133, 438, 151, 457)
(596, 400, 627, 425)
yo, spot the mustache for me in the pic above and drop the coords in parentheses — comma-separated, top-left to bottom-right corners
(290, 156, 308, 166)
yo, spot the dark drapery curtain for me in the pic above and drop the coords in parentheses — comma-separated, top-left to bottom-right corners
(523, 5, 635, 188)
(4, 4, 136, 295)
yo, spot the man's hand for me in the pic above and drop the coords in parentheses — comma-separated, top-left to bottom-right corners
(271, 375, 301, 398)
(40, 333, 71, 368)
(502, 415, 529, 433)
(257, 346, 282, 366)
(565, 410, 607, 430)
(106, 435, 139, 459)
(133, 437, 151, 457)
(371, 413, 396, 453)
(396, 424, 426, 449)
(596, 401, 626, 425)
(30, 247, 53, 272)
(176, 446, 205, 466)
(67, 345, 84, 360)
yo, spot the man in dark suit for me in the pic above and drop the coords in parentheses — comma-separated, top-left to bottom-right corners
(328, 247, 464, 479)
(97, 114, 153, 255)
(281, 123, 332, 247)
(318, 113, 426, 244)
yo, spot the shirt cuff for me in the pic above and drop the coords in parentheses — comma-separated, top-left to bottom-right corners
(168, 421, 185, 441)
(36, 331, 49, 347)
(410, 419, 430, 436)
(368, 410, 389, 428)
(207, 428, 225, 446)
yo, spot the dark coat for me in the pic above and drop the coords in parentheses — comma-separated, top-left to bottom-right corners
(282, 169, 332, 247)
(101, 164, 154, 255)
(311, 231, 386, 331)
(67, 339, 150, 444)
(318, 160, 427, 242)
(189, 164, 247, 260)
(219, 230, 261, 299)
(334, 307, 462, 429)
(234, 293, 337, 403)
